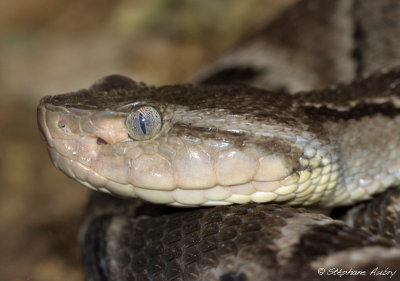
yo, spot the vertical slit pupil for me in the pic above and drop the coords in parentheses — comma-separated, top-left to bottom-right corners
(139, 112, 146, 134)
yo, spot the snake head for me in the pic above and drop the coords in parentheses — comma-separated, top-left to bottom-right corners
(38, 75, 339, 207)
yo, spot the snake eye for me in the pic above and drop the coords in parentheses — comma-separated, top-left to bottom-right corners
(126, 106, 163, 141)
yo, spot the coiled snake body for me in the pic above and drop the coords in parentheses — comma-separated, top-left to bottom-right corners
(37, 0, 400, 280)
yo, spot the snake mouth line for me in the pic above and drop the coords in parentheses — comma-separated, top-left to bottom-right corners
(44, 139, 343, 208)
(46, 146, 304, 207)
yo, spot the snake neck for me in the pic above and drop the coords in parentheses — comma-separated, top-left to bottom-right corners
(291, 71, 400, 205)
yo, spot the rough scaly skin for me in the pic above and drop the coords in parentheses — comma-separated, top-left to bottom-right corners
(37, 0, 400, 280)
(80, 192, 400, 281)
(195, 0, 400, 92)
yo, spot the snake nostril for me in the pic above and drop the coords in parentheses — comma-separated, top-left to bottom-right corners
(96, 137, 108, 145)
(58, 120, 66, 129)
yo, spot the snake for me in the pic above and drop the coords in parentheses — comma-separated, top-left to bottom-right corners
(37, 0, 400, 280)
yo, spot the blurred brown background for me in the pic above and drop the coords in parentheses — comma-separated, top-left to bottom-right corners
(0, 0, 296, 280)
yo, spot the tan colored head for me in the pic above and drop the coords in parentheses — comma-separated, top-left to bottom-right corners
(37, 75, 342, 207)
